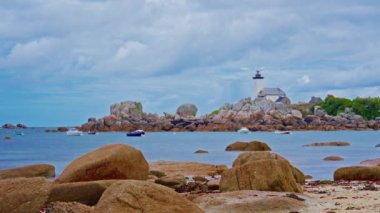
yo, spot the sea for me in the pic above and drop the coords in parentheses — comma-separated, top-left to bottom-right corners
(0, 128, 379, 180)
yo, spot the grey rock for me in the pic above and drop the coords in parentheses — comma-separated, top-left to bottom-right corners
(110, 101, 143, 120)
(291, 110, 303, 119)
(176, 104, 198, 118)
(254, 98, 275, 113)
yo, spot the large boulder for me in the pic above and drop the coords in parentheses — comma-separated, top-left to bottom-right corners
(56, 144, 149, 183)
(94, 180, 204, 213)
(334, 166, 380, 181)
(220, 152, 303, 193)
(225, 141, 271, 151)
(176, 103, 198, 118)
(110, 101, 143, 120)
(323, 156, 344, 161)
(2, 123, 16, 129)
(0, 177, 53, 213)
(0, 164, 55, 180)
(47, 180, 116, 206)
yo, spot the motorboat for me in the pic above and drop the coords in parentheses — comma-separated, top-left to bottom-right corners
(127, 130, 145, 137)
(88, 131, 97, 135)
(66, 128, 83, 136)
(274, 131, 292, 135)
(237, 127, 250, 134)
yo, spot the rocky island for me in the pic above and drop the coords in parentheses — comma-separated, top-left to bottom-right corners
(80, 97, 380, 132)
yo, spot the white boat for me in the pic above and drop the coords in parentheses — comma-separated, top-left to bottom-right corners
(126, 129, 145, 137)
(237, 127, 250, 134)
(66, 128, 83, 136)
(274, 131, 292, 135)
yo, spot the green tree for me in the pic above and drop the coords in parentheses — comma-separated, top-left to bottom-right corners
(352, 97, 380, 120)
(319, 95, 352, 116)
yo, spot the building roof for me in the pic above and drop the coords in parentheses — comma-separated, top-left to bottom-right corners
(258, 88, 286, 96)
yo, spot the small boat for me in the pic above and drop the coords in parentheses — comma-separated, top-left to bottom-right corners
(274, 131, 292, 135)
(88, 131, 97, 135)
(126, 130, 145, 137)
(237, 127, 250, 134)
(66, 128, 83, 136)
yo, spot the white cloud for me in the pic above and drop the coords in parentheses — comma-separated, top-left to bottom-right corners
(298, 75, 311, 85)
(114, 41, 147, 61)
(1, 0, 380, 125)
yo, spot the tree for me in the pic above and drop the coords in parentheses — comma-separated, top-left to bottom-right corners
(352, 97, 380, 120)
(319, 95, 352, 116)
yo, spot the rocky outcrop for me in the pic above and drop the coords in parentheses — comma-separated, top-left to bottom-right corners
(0, 177, 53, 213)
(56, 144, 149, 183)
(94, 180, 204, 213)
(225, 141, 271, 151)
(79, 98, 380, 132)
(323, 156, 344, 161)
(0, 164, 55, 180)
(194, 149, 209, 154)
(303, 141, 351, 147)
(220, 152, 303, 193)
(334, 166, 380, 181)
(361, 158, 380, 166)
(2, 123, 16, 129)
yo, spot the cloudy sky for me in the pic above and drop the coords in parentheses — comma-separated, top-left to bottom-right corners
(1, 0, 379, 126)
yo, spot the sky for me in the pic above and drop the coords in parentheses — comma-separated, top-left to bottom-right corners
(1, 0, 380, 127)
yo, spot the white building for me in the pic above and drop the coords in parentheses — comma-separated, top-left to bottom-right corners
(252, 70, 287, 102)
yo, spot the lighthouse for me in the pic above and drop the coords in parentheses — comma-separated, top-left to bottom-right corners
(252, 70, 264, 100)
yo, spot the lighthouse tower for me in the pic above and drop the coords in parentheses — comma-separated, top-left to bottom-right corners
(252, 70, 264, 100)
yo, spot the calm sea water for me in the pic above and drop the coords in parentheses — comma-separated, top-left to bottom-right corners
(0, 128, 379, 180)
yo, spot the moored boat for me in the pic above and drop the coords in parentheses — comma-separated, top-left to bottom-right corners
(126, 130, 145, 137)
(88, 131, 97, 135)
(274, 131, 292, 134)
(237, 127, 250, 134)
(66, 128, 83, 136)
